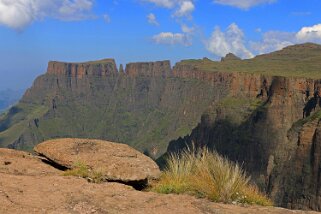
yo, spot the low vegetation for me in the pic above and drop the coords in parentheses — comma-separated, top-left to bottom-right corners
(151, 148, 272, 206)
(63, 161, 105, 183)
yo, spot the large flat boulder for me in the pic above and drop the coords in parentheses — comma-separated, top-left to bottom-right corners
(0, 148, 60, 176)
(34, 138, 161, 183)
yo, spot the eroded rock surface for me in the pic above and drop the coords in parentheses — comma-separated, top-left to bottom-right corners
(0, 148, 60, 176)
(34, 138, 161, 183)
(0, 173, 318, 214)
(0, 145, 318, 214)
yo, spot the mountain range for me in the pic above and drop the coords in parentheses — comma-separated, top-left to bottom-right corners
(1, 43, 321, 211)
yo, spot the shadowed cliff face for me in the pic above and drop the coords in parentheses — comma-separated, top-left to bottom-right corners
(166, 75, 321, 210)
(2, 44, 321, 211)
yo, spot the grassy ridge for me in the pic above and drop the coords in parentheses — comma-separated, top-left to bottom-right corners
(179, 43, 321, 79)
(0, 103, 48, 148)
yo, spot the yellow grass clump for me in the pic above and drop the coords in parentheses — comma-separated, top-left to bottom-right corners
(151, 148, 272, 206)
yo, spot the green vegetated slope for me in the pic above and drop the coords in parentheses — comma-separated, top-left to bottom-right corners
(0, 72, 224, 156)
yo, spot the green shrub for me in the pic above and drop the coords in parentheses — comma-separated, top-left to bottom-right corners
(151, 148, 272, 206)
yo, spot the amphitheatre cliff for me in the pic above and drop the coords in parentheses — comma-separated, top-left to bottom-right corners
(1, 43, 321, 210)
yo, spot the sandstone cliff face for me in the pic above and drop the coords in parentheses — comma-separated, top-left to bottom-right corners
(2, 45, 321, 211)
(47, 59, 118, 77)
(125, 61, 172, 77)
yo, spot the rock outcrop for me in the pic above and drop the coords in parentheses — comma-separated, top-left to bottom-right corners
(47, 59, 118, 77)
(125, 60, 172, 77)
(2, 173, 318, 214)
(0, 143, 318, 214)
(34, 138, 161, 184)
(0, 148, 60, 176)
(221, 53, 241, 62)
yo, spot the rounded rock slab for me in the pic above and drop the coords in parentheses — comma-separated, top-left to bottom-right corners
(34, 138, 161, 182)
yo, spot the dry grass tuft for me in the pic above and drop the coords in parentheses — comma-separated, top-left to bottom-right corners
(151, 148, 272, 206)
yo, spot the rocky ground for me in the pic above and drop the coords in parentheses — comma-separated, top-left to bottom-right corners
(0, 138, 319, 214)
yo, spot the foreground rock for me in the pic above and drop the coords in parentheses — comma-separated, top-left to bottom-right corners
(0, 173, 318, 214)
(0, 148, 59, 176)
(34, 138, 161, 184)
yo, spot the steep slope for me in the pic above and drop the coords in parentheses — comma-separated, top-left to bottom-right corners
(2, 43, 321, 210)
(0, 59, 224, 156)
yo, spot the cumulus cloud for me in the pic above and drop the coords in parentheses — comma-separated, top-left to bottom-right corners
(206, 23, 254, 59)
(181, 24, 194, 33)
(205, 23, 321, 59)
(250, 31, 295, 54)
(250, 24, 321, 54)
(142, 0, 195, 18)
(142, 0, 174, 8)
(174, 1, 195, 17)
(296, 24, 321, 42)
(147, 13, 159, 26)
(213, 0, 276, 9)
(103, 14, 111, 23)
(152, 23, 194, 46)
(152, 32, 191, 46)
(0, 0, 95, 30)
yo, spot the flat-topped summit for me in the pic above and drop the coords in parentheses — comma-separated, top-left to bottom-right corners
(47, 59, 118, 76)
(126, 60, 172, 77)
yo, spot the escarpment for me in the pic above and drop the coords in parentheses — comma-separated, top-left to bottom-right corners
(2, 43, 321, 211)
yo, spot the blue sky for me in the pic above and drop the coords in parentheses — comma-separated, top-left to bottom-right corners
(1, 0, 321, 90)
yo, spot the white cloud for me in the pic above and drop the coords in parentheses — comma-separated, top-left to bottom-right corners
(142, 0, 174, 8)
(152, 32, 191, 46)
(103, 14, 111, 23)
(174, 1, 195, 17)
(58, 0, 93, 20)
(152, 23, 194, 46)
(250, 24, 321, 54)
(181, 24, 194, 33)
(250, 31, 295, 54)
(296, 24, 321, 42)
(206, 23, 254, 59)
(205, 23, 321, 58)
(0, 0, 95, 30)
(147, 13, 159, 26)
(142, 0, 195, 18)
(213, 0, 276, 9)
